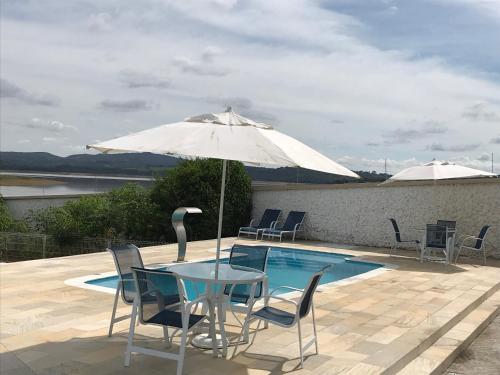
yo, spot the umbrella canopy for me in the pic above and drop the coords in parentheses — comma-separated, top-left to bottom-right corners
(384, 160, 496, 183)
(88, 108, 359, 277)
(89, 109, 359, 177)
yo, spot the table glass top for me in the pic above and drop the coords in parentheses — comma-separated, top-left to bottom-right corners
(167, 262, 265, 283)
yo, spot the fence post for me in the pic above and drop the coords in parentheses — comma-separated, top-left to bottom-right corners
(42, 235, 47, 259)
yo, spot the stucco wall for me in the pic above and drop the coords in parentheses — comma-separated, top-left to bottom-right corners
(252, 179, 500, 257)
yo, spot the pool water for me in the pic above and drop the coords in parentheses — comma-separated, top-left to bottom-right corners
(85, 247, 383, 299)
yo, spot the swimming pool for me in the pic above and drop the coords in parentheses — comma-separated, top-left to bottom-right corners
(83, 247, 383, 299)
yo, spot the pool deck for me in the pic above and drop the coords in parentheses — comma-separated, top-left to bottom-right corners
(1, 238, 500, 374)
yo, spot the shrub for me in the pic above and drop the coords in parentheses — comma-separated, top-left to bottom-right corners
(0, 196, 28, 232)
(29, 194, 111, 242)
(150, 159, 252, 241)
(107, 183, 162, 240)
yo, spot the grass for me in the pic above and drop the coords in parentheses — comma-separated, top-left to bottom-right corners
(0, 175, 65, 186)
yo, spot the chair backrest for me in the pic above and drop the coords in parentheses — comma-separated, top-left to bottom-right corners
(224, 244, 270, 303)
(131, 267, 183, 325)
(389, 218, 401, 242)
(425, 224, 447, 248)
(258, 209, 282, 229)
(108, 244, 144, 303)
(282, 211, 306, 231)
(474, 225, 491, 249)
(437, 220, 456, 230)
(298, 265, 330, 319)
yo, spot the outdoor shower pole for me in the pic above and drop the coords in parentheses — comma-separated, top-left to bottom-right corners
(214, 159, 227, 280)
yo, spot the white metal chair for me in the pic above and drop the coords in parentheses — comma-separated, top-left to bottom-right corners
(455, 225, 491, 265)
(388, 218, 420, 256)
(246, 265, 330, 367)
(125, 267, 209, 375)
(420, 224, 456, 264)
(107, 243, 144, 337)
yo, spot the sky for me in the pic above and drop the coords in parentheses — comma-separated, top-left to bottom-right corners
(1, 0, 500, 173)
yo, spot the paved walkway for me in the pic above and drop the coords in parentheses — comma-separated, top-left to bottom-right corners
(1, 238, 499, 374)
(445, 314, 500, 375)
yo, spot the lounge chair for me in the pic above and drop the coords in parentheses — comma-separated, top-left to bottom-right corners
(246, 265, 331, 367)
(107, 243, 144, 337)
(388, 218, 420, 256)
(125, 267, 209, 375)
(238, 209, 281, 239)
(261, 211, 306, 242)
(455, 225, 491, 265)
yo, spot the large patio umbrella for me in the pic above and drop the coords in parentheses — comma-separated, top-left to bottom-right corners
(383, 160, 496, 183)
(88, 108, 359, 278)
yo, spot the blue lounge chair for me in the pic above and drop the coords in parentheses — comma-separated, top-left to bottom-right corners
(261, 211, 306, 242)
(238, 208, 281, 239)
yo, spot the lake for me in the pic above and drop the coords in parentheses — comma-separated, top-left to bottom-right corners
(0, 172, 153, 197)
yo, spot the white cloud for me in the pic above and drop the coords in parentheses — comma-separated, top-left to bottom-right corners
(87, 13, 113, 32)
(25, 118, 77, 132)
(1, 0, 500, 164)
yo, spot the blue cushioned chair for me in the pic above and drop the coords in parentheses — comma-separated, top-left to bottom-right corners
(107, 244, 148, 337)
(388, 218, 420, 256)
(125, 267, 209, 375)
(238, 209, 282, 239)
(455, 225, 491, 265)
(262, 211, 306, 242)
(247, 265, 330, 367)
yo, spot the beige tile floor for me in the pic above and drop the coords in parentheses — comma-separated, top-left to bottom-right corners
(1, 238, 499, 374)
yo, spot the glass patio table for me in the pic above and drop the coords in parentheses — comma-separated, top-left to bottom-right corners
(166, 262, 266, 357)
(411, 225, 457, 264)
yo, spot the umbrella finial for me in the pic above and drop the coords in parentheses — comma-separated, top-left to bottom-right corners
(225, 106, 232, 113)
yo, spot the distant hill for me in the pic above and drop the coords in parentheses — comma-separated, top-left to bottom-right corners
(0, 152, 391, 183)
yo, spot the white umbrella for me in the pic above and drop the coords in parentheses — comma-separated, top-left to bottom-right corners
(88, 108, 359, 277)
(383, 160, 496, 183)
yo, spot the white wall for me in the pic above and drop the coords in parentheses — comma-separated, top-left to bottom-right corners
(252, 179, 500, 257)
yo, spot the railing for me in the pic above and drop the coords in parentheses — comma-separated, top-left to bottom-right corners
(0, 232, 168, 262)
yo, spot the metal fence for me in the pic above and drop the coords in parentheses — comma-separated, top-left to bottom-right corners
(0, 232, 168, 262)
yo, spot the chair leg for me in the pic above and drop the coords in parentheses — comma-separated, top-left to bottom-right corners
(108, 284, 121, 337)
(455, 247, 462, 264)
(162, 326, 171, 348)
(483, 248, 487, 266)
(124, 301, 138, 367)
(176, 324, 188, 375)
(297, 320, 304, 368)
(312, 304, 318, 354)
(292, 231, 296, 242)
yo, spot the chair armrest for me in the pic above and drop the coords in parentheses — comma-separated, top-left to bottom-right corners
(262, 295, 298, 306)
(185, 295, 208, 313)
(249, 219, 255, 227)
(460, 235, 480, 247)
(269, 285, 303, 295)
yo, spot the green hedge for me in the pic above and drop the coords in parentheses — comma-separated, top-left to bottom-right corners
(25, 159, 252, 244)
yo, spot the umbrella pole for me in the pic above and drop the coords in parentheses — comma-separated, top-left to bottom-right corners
(214, 159, 227, 280)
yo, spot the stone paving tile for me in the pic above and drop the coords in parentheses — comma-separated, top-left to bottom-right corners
(1, 238, 500, 374)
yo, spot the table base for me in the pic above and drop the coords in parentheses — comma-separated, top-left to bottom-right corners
(191, 333, 247, 349)
(192, 333, 224, 349)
